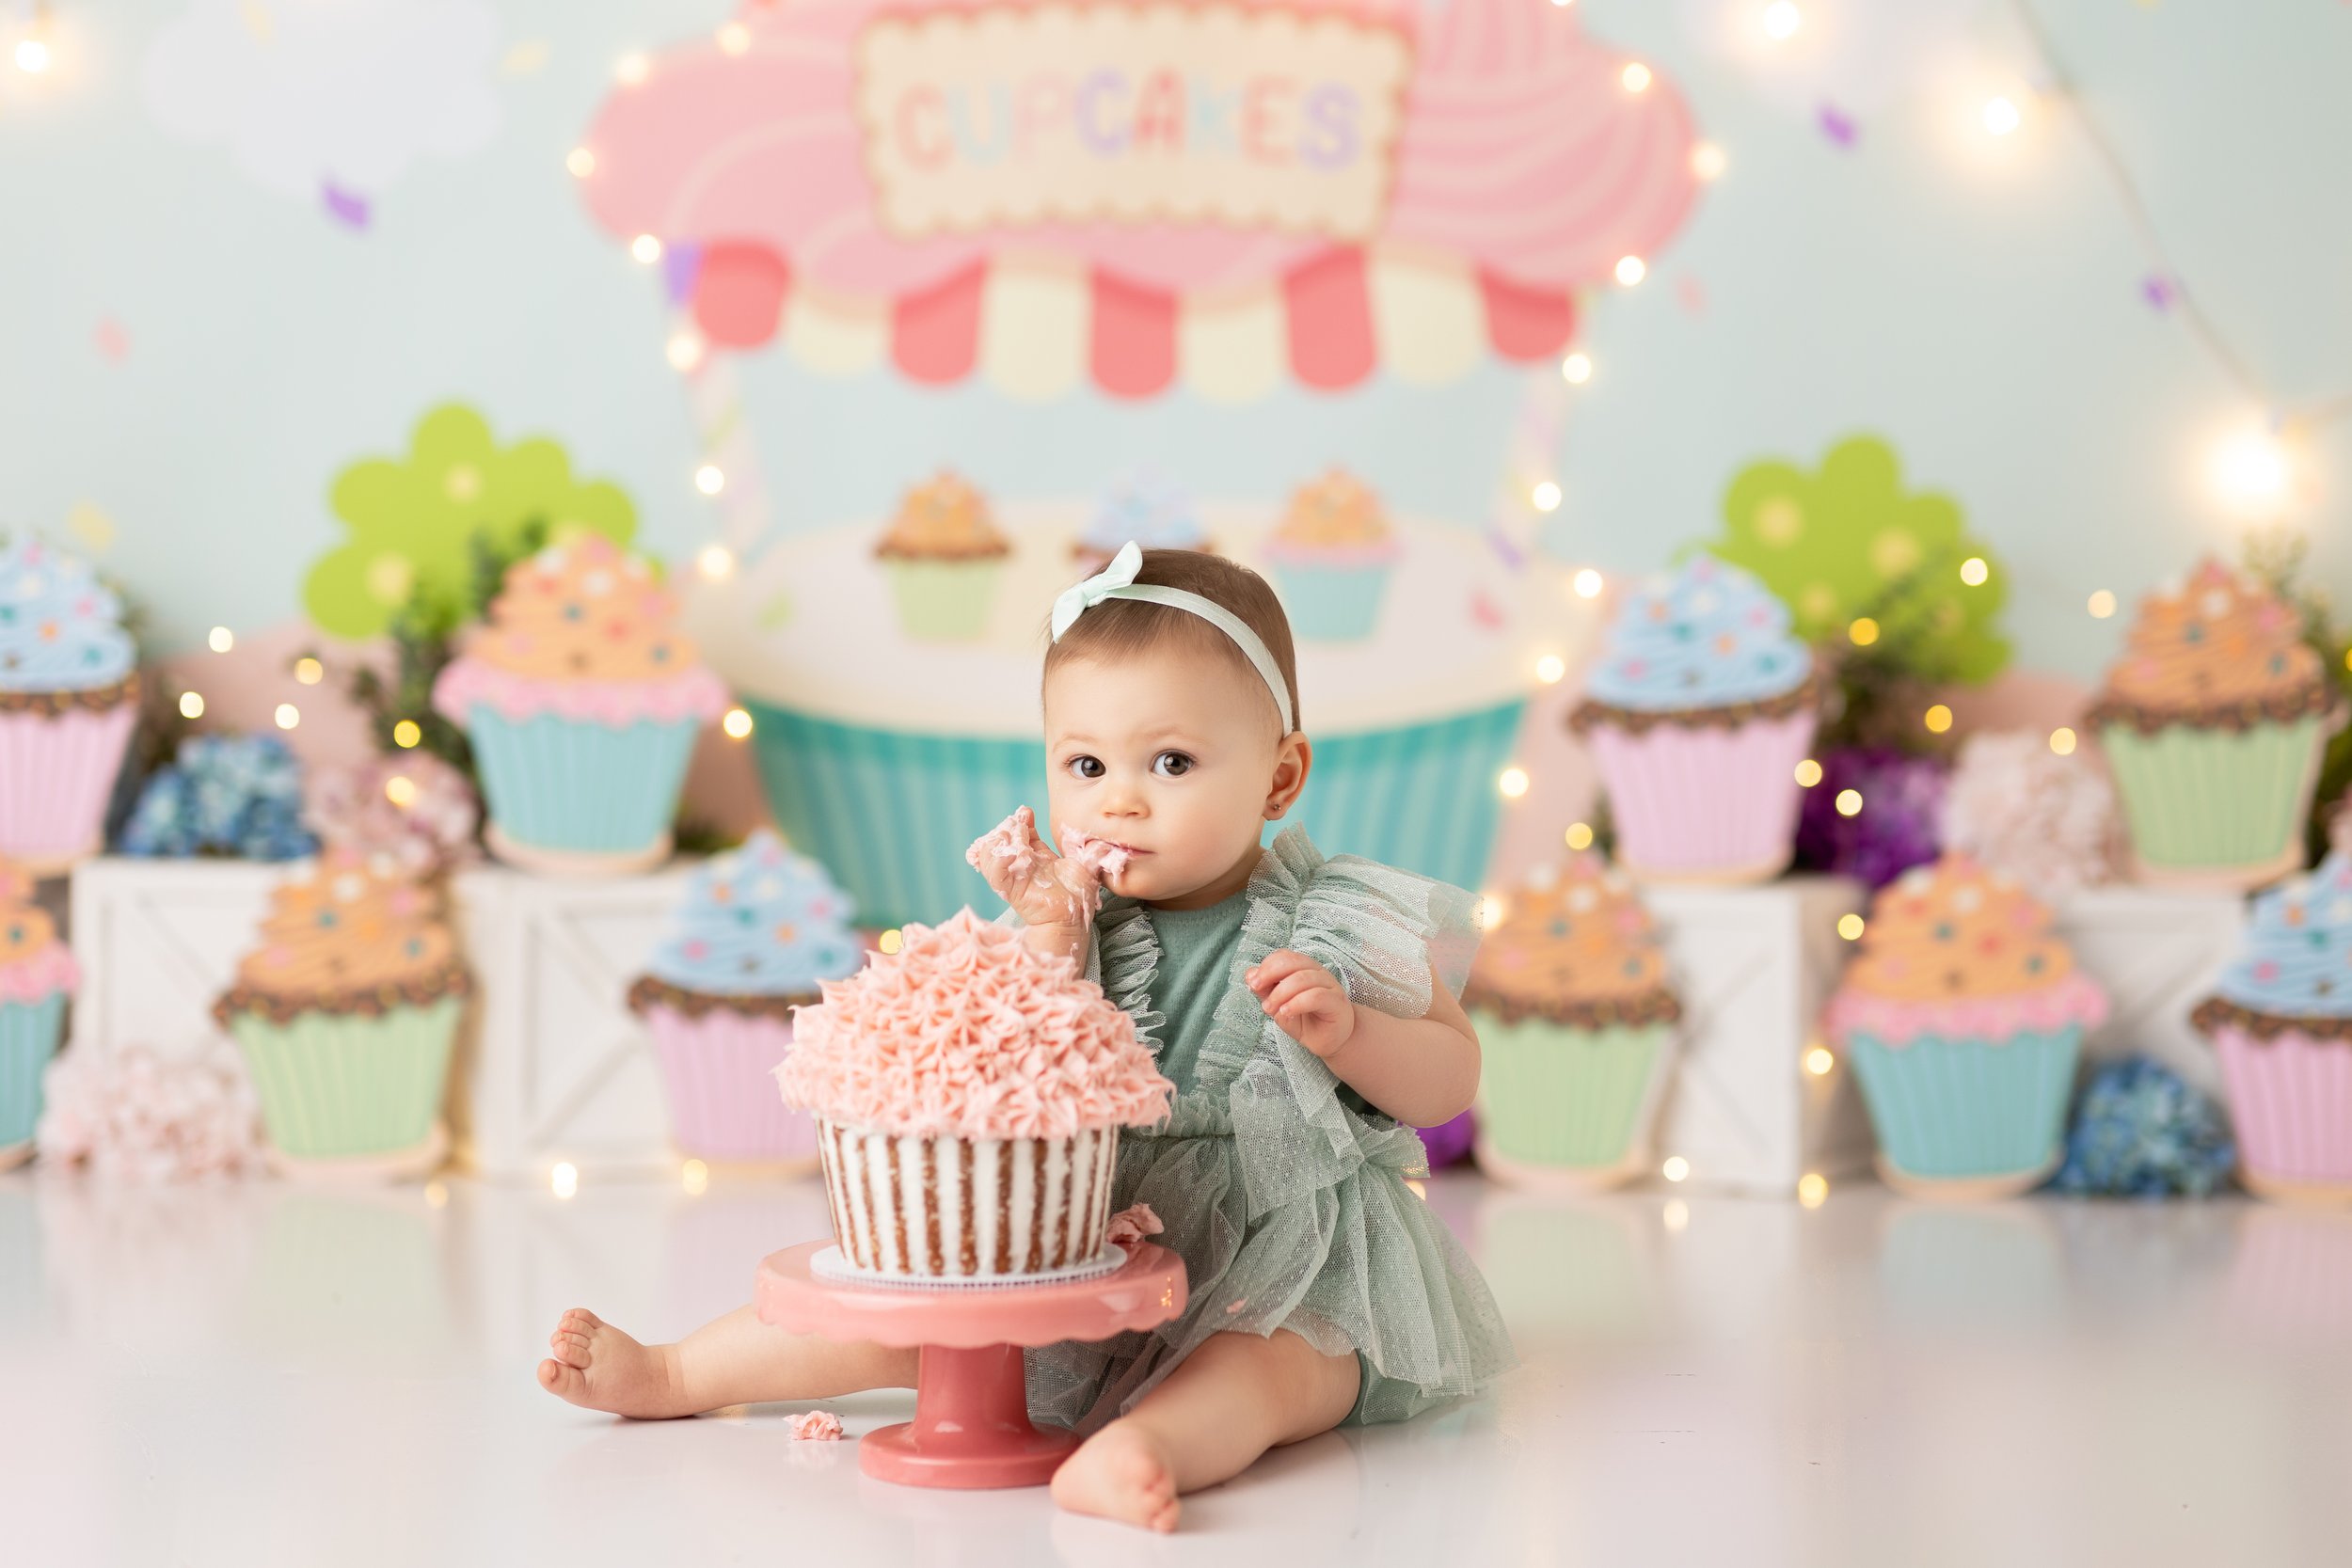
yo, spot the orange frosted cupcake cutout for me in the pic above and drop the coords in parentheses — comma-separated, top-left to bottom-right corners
(875, 471, 1009, 561)
(2102, 558, 2319, 712)
(1471, 858, 1669, 1008)
(1274, 470, 1391, 550)
(236, 850, 458, 998)
(0, 863, 56, 960)
(1843, 857, 2075, 1002)
(471, 535, 695, 683)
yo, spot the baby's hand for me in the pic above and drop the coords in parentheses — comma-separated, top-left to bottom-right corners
(1246, 949, 1355, 1059)
(965, 807, 1104, 931)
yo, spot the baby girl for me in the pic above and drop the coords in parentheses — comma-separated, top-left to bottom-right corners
(539, 543, 1515, 1531)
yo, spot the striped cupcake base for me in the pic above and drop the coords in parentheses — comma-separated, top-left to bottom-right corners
(815, 1118, 1119, 1280)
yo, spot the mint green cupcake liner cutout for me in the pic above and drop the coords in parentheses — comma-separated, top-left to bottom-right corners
(1270, 562, 1392, 642)
(748, 698, 1524, 927)
(2099, 716, 2326, 872)
(0, 993, 67, 1150)
(884, 560, 1002, 642)
(1844, 1024, 2082, 1182)
(228, 999, 461, 1160)
(467, 706, 700, 855)
(1473, 1016, 1672, 1170)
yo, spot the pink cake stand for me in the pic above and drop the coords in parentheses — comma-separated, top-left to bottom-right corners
(754, 1239, 1187, 1489)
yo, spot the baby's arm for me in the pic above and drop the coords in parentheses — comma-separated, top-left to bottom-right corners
(1244, 952, 1479, 1129)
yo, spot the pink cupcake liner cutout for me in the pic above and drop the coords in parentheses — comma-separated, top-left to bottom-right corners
(574, 0, 1704, 393)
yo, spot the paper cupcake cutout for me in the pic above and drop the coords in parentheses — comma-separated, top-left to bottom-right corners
(574, 0, 1703, 395)
(1266, 470, 1399, 641)
(0, 537, 142, 874)
(1076, 472, 1208, 574)
(875, 472, 1010, 642)
(1581, 554, 1812, 714)
(0, 860, 78, 1168)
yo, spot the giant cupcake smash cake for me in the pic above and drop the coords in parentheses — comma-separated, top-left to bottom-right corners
(433, 536, 728, 874)
(0, 862, 77, 1167)
(2192, 849, 2352, 1203)
(777, 910, 1171, 1281)
(1571, 555, 1818, 883)
(2086, 560, 2341, 887)
(0, 537, 140, 872)
(628, 830, 865, 1166)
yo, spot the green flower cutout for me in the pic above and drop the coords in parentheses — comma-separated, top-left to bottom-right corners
(1713, 434, 2010, 683)
(303, 404, 638, 640)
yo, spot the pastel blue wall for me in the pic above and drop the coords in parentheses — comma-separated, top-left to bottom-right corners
(3, 0, 2346, 680)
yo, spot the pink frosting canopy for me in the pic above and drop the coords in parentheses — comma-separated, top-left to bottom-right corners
(776, 909, 1174, 1140)
(577, 0, 1701, 392)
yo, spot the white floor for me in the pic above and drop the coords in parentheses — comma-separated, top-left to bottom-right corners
(3, 1166, 2349, 1568)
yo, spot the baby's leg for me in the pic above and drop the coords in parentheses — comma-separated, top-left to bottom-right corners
(538, 1304, 918, 1418)
(1050, 1328, 1361, 1533)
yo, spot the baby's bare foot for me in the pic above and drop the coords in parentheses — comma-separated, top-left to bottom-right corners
(1051, 1420, 1182, 1533)
(536, 1307, 692, 1418)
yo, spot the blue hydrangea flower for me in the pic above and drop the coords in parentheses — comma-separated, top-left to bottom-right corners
(119, 735, 318, 861)
(2051, 1055, 2236, 1199)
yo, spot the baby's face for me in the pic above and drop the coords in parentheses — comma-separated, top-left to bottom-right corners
(1043, 646, 1289, 906)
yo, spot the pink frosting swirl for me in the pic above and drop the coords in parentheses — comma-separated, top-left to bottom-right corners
(775, 909, 1173, 1140)
(433, 657, 730, 726)
(0, 942, 75, 1005)
(1823, 971, 2109, 1050)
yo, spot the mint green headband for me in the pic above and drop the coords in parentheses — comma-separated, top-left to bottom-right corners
(1050, 541, 1295, 735)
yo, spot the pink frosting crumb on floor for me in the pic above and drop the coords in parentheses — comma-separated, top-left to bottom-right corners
(786, 1410, 845, 1442)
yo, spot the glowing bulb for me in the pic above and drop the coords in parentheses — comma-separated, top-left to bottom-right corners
(1691, 142, 1727, 182)
(1762, 1, 1802, 40)
(1614, 255, 1647, 286)
(1404, 1178, 1428, 1199)
(274, 703, 299, 731)
(722, 706, 755, 740)
(1981, 96, 2022, 136)
(1499, 767, 1531, 800)
(697, 545, 735, 579)
(630, 233, 664, 265)
(550, 1162, 580, 1199)
(392, 720, 422, 749)
(614, 53, 650, 86)
(1532, 481, 1563, 514)
(179, 691, 205, 720)
(1478, 892, 1509, 931)
(2050, 726, 2077, 756)
(1573, 568, 1604, 599)
(385, 774, 417, 808)
(1924, 704, 1953, 735)
(666, 331, 706, 372)
(1960, 556, 1989, 586)
(1621, 63, 1652, 93)
(1797, 1173, 1829, 1209)
(716, 22, 752, 55)
(565, 147, 597, 179)
(682, 1158, 710, 1196)
(423, 1181, 449, 1209)
(1561, 352, 1594, 385)
(1565, 821, 1595, 851)
(695, 464, 725, 496)
(1661, 1155, 1691, 1183)
(1535, 654, 1566, 685)
(2088, 590, 2117, 619)
(208, 626, 234, 654)
(1662, 1199, 1690, 1233)
(1794, 758, 1823, 787)
(879, 928, 904, 956)
(14, 38, 50, 74)
(294, 657, 324, 686)
(2208, 425, 2295, 515)
(1835, 788, 1863, 817)
(1849, 617, 1880, 647)
(1804, 1047, 1836, 1077)
(1837, 913, 1866, 942)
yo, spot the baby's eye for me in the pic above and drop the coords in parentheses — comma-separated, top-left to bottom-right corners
(1152, 752, 1195, 778)
(1066, 754, 1105, 781)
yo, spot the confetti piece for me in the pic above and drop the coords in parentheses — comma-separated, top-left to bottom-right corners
(2142, 274, 2176, 310)
(1676, 277, 1708, 315)
(1484, 526, 1526, 571)
(500, 39, 548, 76)
(66, 502, 116, 553)
(321, 181, 371, 230)
(93, 319, 129, 362)
(756, 591, 792, 629)
(786, 1409, 844, 1441)
(1470, 590, 1504, 630)
(240, 0, 274, 42)
(1818, 103, 1858, 148)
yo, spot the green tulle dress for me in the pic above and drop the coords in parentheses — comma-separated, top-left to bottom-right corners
(1024, 826, 1518, 1433)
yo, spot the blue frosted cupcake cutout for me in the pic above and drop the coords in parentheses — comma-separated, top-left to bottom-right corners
(2215, 850, 2352, 1018)
(646, 828, 862, 997)
(1582, 553, 1812, 712)
(1080, 470, 1206, 554)
(0, 536, 135, 692)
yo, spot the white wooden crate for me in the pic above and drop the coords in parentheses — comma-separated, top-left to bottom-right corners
(2052, 885, 2242, 1100)
(67, 857, 306, 1062)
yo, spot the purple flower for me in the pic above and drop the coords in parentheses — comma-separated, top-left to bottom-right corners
(1795, 747, 1948, 887)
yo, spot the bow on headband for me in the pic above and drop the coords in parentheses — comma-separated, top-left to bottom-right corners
(1045, 540, 1296, 735)
(1050, 541, 1144, 641)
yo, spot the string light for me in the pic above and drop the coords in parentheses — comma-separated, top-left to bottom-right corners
(274, 703, 300, 730)
(666, 331, 706, 372)
(2087, 589, 2117, 619)
(1535, 654, 1566, 685)
(1572, 569, 1604, 599)
(614, 53, 650, 86)
(1762, 1, 1802, 40)
(1531, 481, 1563, 513)
(1797, 1173, 1829, 1209)
(1477, 892, 1509, 931)
(179, 691, 205, 720)
(565, 148, 597, 179)
(13, 37, 49, 75)
(1661, 1198, 1690, 1233)
(681, 1158, 710, 1196)
(2206, 423, 2296, 516)
(208, 626, 234, 653)
(1691, 142, 1727, 182)
(385, 774, 417, 808)
(630, 234, 664, 265)
(697, 545, 735, 579)
(1848, 617, 1880, 647)
(1924, 704, 1953, 734)
(1793, 758, 1823, 787)
(1565, 821, 1595, 851)
(1835, 788, 1863, 817)
(2049, 726, 2077, 756)
(1560, 352, 1594, 385)
(423, 1180, 449, 1209)
(294, 657, 324, 685)
(1614, 255, 1647, 287)
(1661, 1155, 1691, 1183)
(1804, 1046, 1836, 1076)
(1959, 557, 1990, 586)
(879, 928, 905, 956)
(1836, 913, 1866, 941)
(392, 720, 422, 749)
(1620, 63, 1652, 94)
(1498, 767, 1531, 799)
(722, 707, 755, 740)
(1980, 96, 2023, 137)
(550, 1161, 580, 1199)
(695, 464, 725, 496)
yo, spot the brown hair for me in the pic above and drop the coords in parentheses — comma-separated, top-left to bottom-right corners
(1042, 548, 1301, 735)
